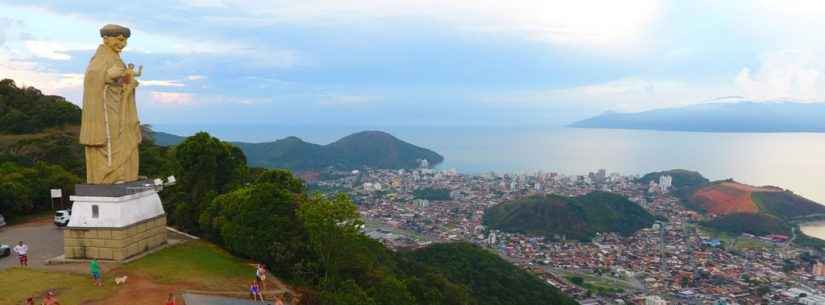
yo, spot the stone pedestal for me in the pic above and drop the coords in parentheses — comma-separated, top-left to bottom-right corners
(64, 180, 167, 261)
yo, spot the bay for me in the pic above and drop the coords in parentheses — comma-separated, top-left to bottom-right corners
(152, 124, 825, 204)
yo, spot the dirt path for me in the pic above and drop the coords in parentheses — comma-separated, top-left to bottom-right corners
(82, 273, 189, 305)
(80, 270, 291, 305)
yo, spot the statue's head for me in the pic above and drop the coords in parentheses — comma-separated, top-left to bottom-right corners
(100, 24, 131, 53)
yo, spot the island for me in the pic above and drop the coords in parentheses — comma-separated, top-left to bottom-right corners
(570, 101, 825, 133)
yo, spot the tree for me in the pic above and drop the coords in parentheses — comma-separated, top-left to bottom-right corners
(569, 276, 584, 286)
(200, 180, 312, 280)
(297, 193, 364, 282)
(167, 132, 247, 233)
(0, 162, 79, 217)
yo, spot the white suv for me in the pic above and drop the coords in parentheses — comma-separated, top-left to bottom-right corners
(54, 210, 71, 227)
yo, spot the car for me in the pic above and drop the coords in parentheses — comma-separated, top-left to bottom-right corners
(0, 214, 6, 228)
(0, 243, 10, 258)
(54, 209, 71, 227)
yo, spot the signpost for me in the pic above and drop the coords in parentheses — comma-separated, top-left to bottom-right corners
(50, 189, 63, 210)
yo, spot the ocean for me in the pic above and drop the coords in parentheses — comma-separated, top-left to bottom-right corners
(152, 124, 825, 205)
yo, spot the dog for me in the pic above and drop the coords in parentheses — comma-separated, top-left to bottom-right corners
(114, 275, 128, 285)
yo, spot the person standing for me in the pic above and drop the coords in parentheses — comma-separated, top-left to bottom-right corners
(90, 259, 103, 287)
(13, 241, 28, 267)
(256, 264, 267, 290)
(165, 293, 176, 305)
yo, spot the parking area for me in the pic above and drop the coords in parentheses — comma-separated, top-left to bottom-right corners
(0, 220, 64, 270)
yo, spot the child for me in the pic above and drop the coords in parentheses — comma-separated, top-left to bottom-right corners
(90, 259, 103, 287)
(250, 282, 264, 302)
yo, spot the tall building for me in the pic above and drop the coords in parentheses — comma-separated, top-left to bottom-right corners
(813, 262, 825, 276)
(659, 175, 673, 193)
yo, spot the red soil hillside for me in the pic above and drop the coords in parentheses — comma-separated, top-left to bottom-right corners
(690, 181, 781, 216)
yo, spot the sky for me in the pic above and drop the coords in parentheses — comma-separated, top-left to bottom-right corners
(2, 0, 825, 126)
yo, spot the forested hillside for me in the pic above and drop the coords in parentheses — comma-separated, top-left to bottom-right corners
(484, 192, 655, 241)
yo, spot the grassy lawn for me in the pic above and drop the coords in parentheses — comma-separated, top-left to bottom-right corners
(699, 226, 773, 251)
(562, 272, 630, 295)
(0, 268, 116, 305)
(122, 240, 256, 290)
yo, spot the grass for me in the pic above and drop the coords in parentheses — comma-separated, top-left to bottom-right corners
(562, 272, 630, 295)
(0, 268, 116, 305)
(699, 226, 772, 251)
(122, 240, 256, 290)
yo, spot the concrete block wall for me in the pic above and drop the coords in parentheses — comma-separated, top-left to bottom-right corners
(64, 215, 167, 261)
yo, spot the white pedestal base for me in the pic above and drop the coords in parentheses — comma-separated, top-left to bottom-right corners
(68, 189, 164, 228)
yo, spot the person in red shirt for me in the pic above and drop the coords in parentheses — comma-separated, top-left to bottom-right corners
(165, 293, 176, 305)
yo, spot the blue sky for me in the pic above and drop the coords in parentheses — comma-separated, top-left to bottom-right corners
(1, 0, 824, 126)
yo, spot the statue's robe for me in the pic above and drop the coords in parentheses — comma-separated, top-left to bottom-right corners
(79, 44, 141, 184)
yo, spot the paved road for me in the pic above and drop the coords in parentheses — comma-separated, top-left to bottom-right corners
(0, 221, 64, 270)
(183, 294, 275, 305)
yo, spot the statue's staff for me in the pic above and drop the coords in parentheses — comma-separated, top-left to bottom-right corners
(103, 83, 112, 167)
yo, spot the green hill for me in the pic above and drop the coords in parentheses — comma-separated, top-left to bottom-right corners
(703, 213, 791, 236)
(640, 169, 709, 189)
(483, 192, 655, 241)
(153, 130, 444, 171)
(0, 79, 81, 134)
(752, 190, 825, 220)
(406, 243, 578, 305)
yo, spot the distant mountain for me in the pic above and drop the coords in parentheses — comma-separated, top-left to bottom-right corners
(483, 192, 655, 241)
(406, 242, 579, 305)
(152, 130, 444, 171)
(570, 101, 825, 132)
(149, 131, 186, 146)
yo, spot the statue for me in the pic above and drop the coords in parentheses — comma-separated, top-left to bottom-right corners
(79, 24, 142, 184)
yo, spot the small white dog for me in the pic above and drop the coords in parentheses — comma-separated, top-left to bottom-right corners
(114, 275, 128, 285)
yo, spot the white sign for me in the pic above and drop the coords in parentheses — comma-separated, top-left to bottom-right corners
(50, 189, 62, 198)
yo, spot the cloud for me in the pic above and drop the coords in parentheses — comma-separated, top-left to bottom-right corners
(735, 50, 825, 101)
(482, 77, 731, 113)
(179, 0, 226, 8)
(142, 80, 185, 87)
(318, 94, 382, 106)
(149, 91, 194, 105)
(186, 75, 206, 81)
(23, 40, 77, 60)
(231, 0, 662, 51)
(0, 53, 84, 101)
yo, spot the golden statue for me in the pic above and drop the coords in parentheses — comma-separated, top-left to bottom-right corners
(79, 24, 142, 184)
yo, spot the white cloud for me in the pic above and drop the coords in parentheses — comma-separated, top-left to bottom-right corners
(186, 75, 206, 81)
(23, 40, 78, 60)
(142, 80, 186, 87)
(234, 0, 662, 51)
(0, 53, 84, 101)
(318, 94, 382, 106)
(179, 0, 226, 8)
(735, 50, 825, 101)
(149, 91, 194, 105)
(482, 77, 731, 112)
